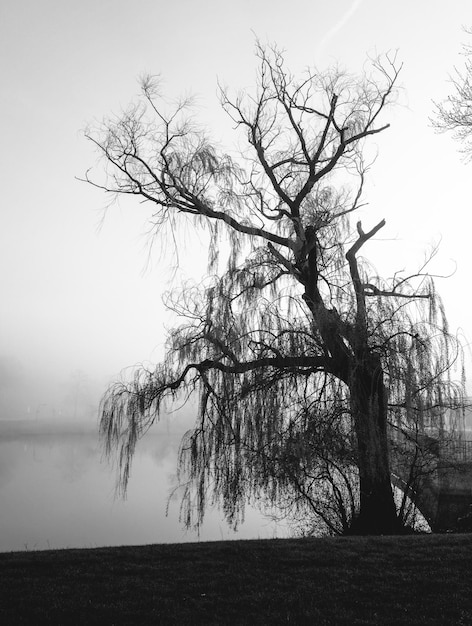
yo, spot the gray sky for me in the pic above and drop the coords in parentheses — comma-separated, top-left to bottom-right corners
(1, 0, 472, 417)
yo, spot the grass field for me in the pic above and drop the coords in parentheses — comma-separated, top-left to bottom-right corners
(1, 534, 472, 624)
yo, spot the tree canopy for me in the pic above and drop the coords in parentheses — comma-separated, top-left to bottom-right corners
(86, 44, 465, 535)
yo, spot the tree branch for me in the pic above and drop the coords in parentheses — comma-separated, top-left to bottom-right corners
(168, 354, 332, 391)
(346, 219, 386, 330)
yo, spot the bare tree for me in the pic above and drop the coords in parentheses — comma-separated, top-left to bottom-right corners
(86, 44, 465, 535)
(433, 28, 472, 157)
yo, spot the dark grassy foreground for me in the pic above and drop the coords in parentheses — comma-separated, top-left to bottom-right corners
(1, 535, 472, 625)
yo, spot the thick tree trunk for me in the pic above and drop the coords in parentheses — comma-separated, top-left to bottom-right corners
(349, 355, 400, 534)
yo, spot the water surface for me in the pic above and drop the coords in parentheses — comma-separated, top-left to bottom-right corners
(0, 419, 284, 551)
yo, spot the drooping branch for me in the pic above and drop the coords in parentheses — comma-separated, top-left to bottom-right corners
(362, 284, 431, 299)
(83, 136, 296, 253)
(162, 354, 334, 394)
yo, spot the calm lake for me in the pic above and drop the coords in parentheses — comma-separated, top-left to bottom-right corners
(0, 418, 285, 552)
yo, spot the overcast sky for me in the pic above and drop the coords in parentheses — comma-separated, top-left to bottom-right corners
(1, 0, 472, 417)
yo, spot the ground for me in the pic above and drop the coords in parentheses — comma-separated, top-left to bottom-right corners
(2, 534, 472, 624)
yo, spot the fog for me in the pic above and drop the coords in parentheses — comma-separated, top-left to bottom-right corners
(0, 418, 286, 552)
(1, 0, 472, 549)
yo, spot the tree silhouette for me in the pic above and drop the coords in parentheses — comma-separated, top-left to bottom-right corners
(86, 44, 465, 534)
(433, 28, 472, 158)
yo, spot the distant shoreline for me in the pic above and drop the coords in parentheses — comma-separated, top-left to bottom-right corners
(0, 418, 185, 438)
(0, 418, 99, 436)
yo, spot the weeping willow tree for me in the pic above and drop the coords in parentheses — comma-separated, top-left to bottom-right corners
(86, 44, 465, 535)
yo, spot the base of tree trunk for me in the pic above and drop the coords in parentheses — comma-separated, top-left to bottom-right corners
(346, 513, 406, 536)
(345, 481, 405, 535)
(347, 498, 408, 535)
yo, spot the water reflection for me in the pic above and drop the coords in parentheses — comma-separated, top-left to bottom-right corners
(0, 420, 285, 552)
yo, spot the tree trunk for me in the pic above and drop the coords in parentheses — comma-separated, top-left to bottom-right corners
(349, 354, 400, 534)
